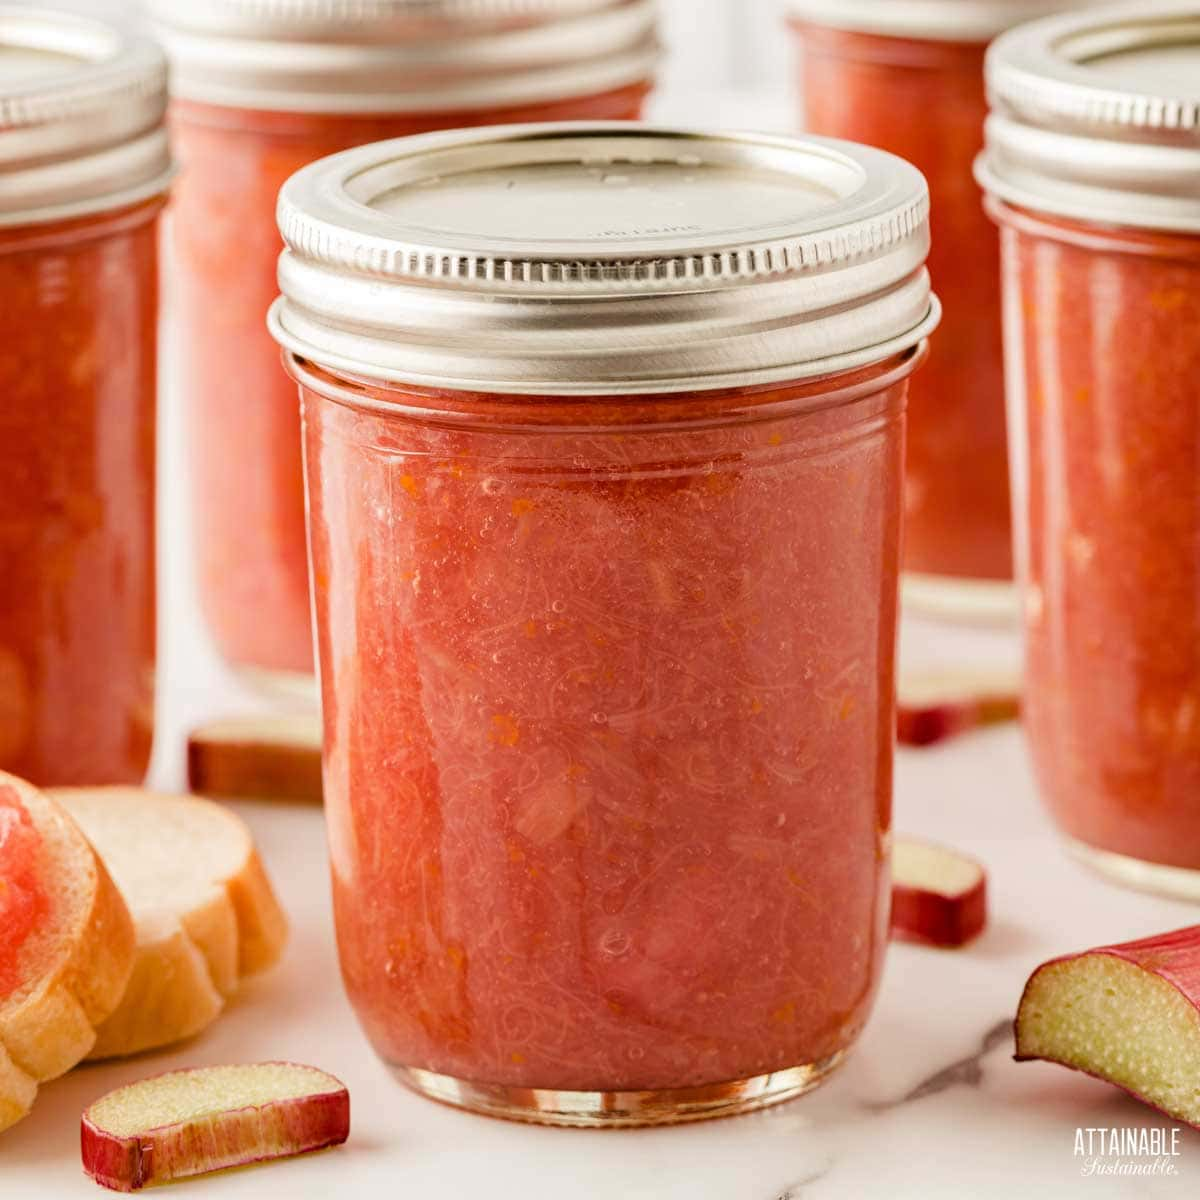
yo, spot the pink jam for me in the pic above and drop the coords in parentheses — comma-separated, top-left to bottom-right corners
(0, 786, 46, 1000)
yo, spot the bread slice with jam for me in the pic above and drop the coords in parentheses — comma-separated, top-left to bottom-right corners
(0, 772, 135, 1133)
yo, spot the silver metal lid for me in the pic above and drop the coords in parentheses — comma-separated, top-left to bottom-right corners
(269, 123, 939, 395)
(147, 0, 658, 114)
(978, 3, 1200, 231)
(0, 7, 172, 227)
(787, 1, 1101, 44)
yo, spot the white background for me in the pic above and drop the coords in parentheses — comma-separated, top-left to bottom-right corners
(656, 0, 794, 93)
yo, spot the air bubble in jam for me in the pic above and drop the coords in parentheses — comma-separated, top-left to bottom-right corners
(598, 928, 632, 958)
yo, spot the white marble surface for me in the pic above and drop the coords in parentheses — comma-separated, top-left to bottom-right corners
(9, 86, 1199, 1200)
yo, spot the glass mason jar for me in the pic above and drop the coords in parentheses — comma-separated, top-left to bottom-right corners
(147, 0, 659, 699)
(788, 0, 1095, 623)
(270, 125, 939, 1124)
(0, 11, 173, 786)
(979, 3, 1200, 897)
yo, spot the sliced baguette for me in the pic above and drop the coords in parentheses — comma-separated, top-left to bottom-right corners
(51, 788, 288, 1060)
(0, 772, 135, 1133)
(0, 1042, 36, 1132)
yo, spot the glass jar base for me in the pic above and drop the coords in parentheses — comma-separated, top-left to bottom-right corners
(901, 572, 1019, 627)
(390, 1052, 848, 1128)
(1065, 837, 1200, 902)
(233, 664, 319, 708)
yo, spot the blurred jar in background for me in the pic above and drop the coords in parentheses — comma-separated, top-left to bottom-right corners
(0, 9, 172, 786)
(788, 0, 1093, 623)
(270, 125, 938, 1123)
(979, 3, 1200, 896)
(147, 0, 659, 699)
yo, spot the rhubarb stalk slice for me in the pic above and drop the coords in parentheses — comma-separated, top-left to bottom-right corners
(81, 1062, 349, 1191)
(897, 665, 1020, 747)
(891, 837, 987, 947)
(187, 715, 323, 804)
(1015, 926, 1200, 1128)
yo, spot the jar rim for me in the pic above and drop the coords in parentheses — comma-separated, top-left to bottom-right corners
(281, 342, 928, 423)
(984, 193, 1200, 259)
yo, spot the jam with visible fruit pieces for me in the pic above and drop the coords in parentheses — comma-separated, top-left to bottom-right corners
(792, 22, 1010, 585)
(273, 122, 937, 1119)
(999, 205, 1200, 869)
(301, 362, 906, 1093)
(0, 202, 160, 787)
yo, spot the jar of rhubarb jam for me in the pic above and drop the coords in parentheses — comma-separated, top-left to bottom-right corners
(147, 0, 659, 699)
(788, 0, 1097, 622)
(270, 124, 940, 1124)
(0, 10, 172, 786)
(979, 3, 1200, 896)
